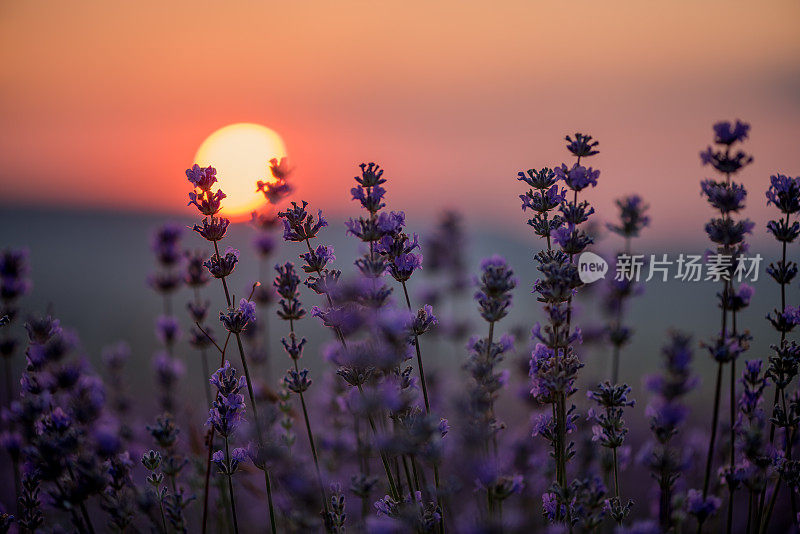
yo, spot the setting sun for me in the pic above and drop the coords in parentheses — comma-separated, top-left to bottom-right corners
(194, 123, 287, 220)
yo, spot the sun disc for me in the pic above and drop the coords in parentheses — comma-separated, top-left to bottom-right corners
(194, 123, 287, 221)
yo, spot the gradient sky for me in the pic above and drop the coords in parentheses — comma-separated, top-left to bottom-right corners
(2, 0, 799, 241)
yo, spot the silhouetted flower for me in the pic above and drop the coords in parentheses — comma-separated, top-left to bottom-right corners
(518, 167, 559, 190)
(704, 218, 754, 245)
(712, 120, 750, 145)
(565, 132, 599, 158)
(607, 195, 650, 237)
(701, 180, 747, 214)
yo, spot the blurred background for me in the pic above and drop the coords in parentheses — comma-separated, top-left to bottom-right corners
(1, 0, 799, 414)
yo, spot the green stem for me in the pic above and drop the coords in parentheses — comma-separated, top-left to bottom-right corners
(357, 383, 400, 500)
(224, 437, 240, 534)
(702, 362, 724, 497)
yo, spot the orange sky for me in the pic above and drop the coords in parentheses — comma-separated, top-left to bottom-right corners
(1, 1, 799, 241)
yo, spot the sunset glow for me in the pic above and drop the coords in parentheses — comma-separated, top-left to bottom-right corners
(194, 123, 287, 220)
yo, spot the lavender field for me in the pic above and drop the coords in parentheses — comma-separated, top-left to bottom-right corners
(0, 123, 797, 534)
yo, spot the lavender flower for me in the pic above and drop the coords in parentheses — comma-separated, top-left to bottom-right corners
(212, 447, 249, 475)
(700, 147, 753, 175)
(685, 489, 722, 525)
(696, 121, 754, 529)
(219, 298, 257, 334)
(184, 250, 211, 287)
(767, 306, 800, 333)
(766, 173, 800, 215)
(411, 305, 438, 336)
(554, 163, 600, 192)
(155, 315, 181, 345)
(204, 247, 239, 278)
(465, 255, 516, 520)
(283, 368, 312, 394)
(151, 225, 183, 266)
(281, 333, 307, 360)
(207, 369, 246, 438)
(565, 132, 600, 158)
(278, 201, 327, 242)
(274, 263, 306, 321)
(474, 255, 516, 323)
(188, 189, 226, 216)
(520, 184, 567, 214)
(186, 164, 218, 191)
(192, 216, 230, 242)
(700, 180, 747, 214)
(607, 195, 650, 238)
(299, 244, 334, 273)
(712, 120, 750, 145)
(376, 229, 423, 283)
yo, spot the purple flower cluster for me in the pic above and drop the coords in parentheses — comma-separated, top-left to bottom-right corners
(474, 255, 516, 323)
(274, 262, 306, 321)
(187, 164, 231, 244)
(219, 298, 257, 334)
(3, 313, 137, 533)
(696, 121, 754, 529)
(207, 361, 247, 438)
(280, 200, 328, 242)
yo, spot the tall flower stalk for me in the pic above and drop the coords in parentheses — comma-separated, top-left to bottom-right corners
(759, 172, 800, 531)
(468, 255, 517, 520)
(185, 250, 214, 406)
(643, 332, 697, 531)
(274, 261, 331, 524)
(696, 120, 753, 533)
(249, 210, 281, 383)
(524, 133, 599, 522)
(587, 382, 634, 525)
(186, 163, 277, 534)
(149, 225, 185, 412)
(605, 195, 649, 383)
